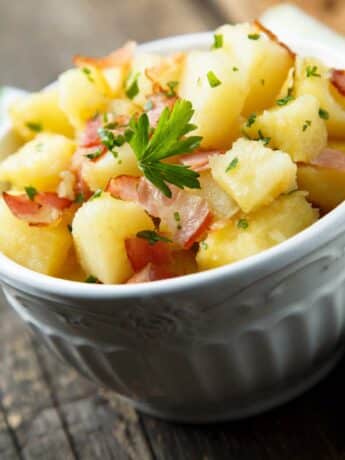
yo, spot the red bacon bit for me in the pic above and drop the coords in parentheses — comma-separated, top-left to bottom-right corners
(137, 179, 212, 249)
(126, 263, 174, 284)
(74, 41, 136, 69)
(146, 93, 177, 128)
(125, 237, 172, 272)
(106, 175, 140, 201)
(3, 192, 72, 226)
(79, 118, 102, 148)
(310, 148, 345, 171)
(330, 69, 345, 97)
(253, 20, 296, 58)
(179, 149, 225, 172)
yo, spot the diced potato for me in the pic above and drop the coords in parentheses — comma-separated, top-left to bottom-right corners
(58, 68, 110, 131)
(9, 88, 74, 141)
(179, 49, 248, 149)
(197, 192, 318, 270)
(217, 23, 294, 116)
(297, 164, 345, 212)
(210, 138, 297, 213)
(293, 57, 345, 139)
(81, 144, 141, 191)
(0, 198, 72, 275)
(243, 95, 327, 162)
(0, 134, 75, 191)
(57, 247, 86, 282)
(72, 194, 154, 283)
(102, 66, 125, 98)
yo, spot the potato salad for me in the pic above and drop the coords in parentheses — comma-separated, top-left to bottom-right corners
(1, 21, 345, 284)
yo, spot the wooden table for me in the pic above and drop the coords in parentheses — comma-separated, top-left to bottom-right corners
(1, 1, 345, 459)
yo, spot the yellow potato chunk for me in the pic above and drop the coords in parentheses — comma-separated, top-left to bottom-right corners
(179, 49, 248, 149)
(298, 165, 345, 212)
(210, 138, 297, 213)
(0, 134, 75, 191)
(9, 88, 74, 141)
(81, 144, 141, 191)
(243, 95, 327, 162)
(58, 68, 110, 131)
(217, 23, 294, 116)
(293, 57, 345, 139)
(197, 192, 318, 270)
(0, 198, 72, 275)
(72, 194, 154, 284)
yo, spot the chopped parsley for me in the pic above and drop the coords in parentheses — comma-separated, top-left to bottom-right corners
(85, 148, 103, 160)
(212, 34, 223, 49)
(26, 121, 42, 133)
(248, 33, 260, 40)
(136, 230, 172, 245)
(302, 120, 312, 131)
(237, 218, 249, 229)
(200, 240, 208, 250)
(174, 211, 182, 229)
(98, 127, 132, 152)
(127, 99, 202, 197)
(90, 189, 102, 200)
(276, 94, 294, 106)
(82, 67, 94, 83)
(144, 99, 153, 111)
(258, 130, 271, 146)
(233, 66, 239, 72)
(319, 108, 330, 120)
(246, 113, 257, 128)
(74, 192, 85, 204)
(103, 112, 109, 123)
(226, 157, 239, 172)
(85, 275, 98, 283)
(125, 72, 140, 99)
(166, 81, 179, 97)
(207, 71, 222, 88)
(306, 65, 321, 78)
(111, 150, 119, 159)
(25, 186, 38, 201)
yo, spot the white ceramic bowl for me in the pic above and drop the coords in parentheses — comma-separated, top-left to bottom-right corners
(1, 32, 345, 423)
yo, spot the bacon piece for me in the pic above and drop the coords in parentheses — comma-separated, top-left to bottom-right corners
(3, 192, 72, 226)
(106, 175, 140, 201)
(126, 263, 173, 284)
(179, 149, 225, 172)
(253, 20, 296, 58)
(330, 69, 345, 97)
(146, 93, 177, 128)
(74, 41, 136, 69)
(310, 148, 345, 171)
(125, 237, 172, 272)
(137, 179, 212, 249)
(79, 118, 102, 148)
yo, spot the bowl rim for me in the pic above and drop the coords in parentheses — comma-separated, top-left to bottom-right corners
(1, 31, 345, 299)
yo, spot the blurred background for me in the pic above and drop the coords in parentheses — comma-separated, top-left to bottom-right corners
(0, 0, 344, 91)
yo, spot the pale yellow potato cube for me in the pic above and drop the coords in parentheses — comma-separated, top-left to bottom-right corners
(179, 49, 248, 149)
(210, 138, 297, 213)
(72, 194, 154, 284)
(9, 88, 74, 141)
(0, 198, 72, 275)
(0, 134, 75, 191)
(197, 192, 318, 270)
(243, 95, 327, 162)
(58, 67, 110, 131)
(81, 144, 141, 191)
(217, 23, 294, 116)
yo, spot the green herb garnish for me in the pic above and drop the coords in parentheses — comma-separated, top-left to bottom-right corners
(306, 65, 321, 78)
(276, 95, 294, 106)
(319, 108, 330, 120)
(90, 189, 102, 200)
(302, 120, 312, 131)
(166, 81, 179, 97)
(226, 157, 239, 172)
(237, 218, 249, 229)
(144, 100, 153, 111)
(174, 211, 182, 229)
(25, 186, 38, 201)
(136, 230, 172, 245)
(82, 67, 94, 83)
(98, 127, 131, 151)
(248, 33, 260, 40)
(75, 192, 84, 204)
(258, 130, 271, 146)
(233, 66, 239, 72)
(26, 121, 42, 133)
(127, 99, 202, 197)
(207, 71, 222, 88)
(85, 275, 98, 283)
(212, 34, 223, 49)
(246, 113, 257, 128)
(200, 240, 208, 250)
(125, 72, 140, 99)
(85, 148, 103, 160)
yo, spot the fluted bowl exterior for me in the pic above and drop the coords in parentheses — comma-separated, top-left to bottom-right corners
(1, 33, 345, 422)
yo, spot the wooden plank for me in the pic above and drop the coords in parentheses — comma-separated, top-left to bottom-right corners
(213, 0, 345, 34)
(0, 0, 218, 91)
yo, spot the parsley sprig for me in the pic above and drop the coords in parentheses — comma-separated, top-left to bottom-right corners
(128, 100, 202, 198)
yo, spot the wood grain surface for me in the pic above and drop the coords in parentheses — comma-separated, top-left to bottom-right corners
(1, 1, 345, 459)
